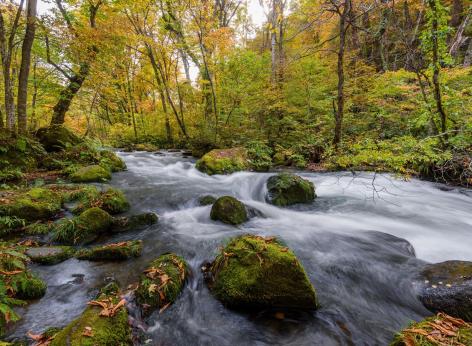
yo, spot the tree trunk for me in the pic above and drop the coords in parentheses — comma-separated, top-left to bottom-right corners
(50, 62, 90, 125)
(464, 38, 472, 67)
(17, 0, 37, 133)
(428, 0, 447, 135)
(333, 0, 350, 147)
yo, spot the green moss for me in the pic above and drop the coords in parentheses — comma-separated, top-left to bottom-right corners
(209, 235, 318, 310)
(390, 314, 472, 346)
(24, 222, 51, 235)
(50, 288, 132, 346)
(134, 143, 158, 152)
(0, 188, 62, 221)
(76, 240, 142, 261)
(99, 151, 126, 172)
(10, 272, 46, 300)
(26, 246, 75, 265)
(69, 165, 112, 183)
(136, 253, 188, 314)
(266, 173, 316, 206)
(72, 188, 129, 215)
(210, 196, 248, 225)
(35, 125, 81, 152)
(196, 148, 249, 175)
(51, 208, 113, 245)
(199, 195, 217, 206)
(110, 213, 158, 233)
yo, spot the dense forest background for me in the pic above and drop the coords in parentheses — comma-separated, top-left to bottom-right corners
(1, 0, 471, 184)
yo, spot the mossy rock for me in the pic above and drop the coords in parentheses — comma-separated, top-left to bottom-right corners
(136, 253, 188, 315)
(196, 148, 249, 175)
(69, 165, 112, 183)
(10, 272, 47, 300)
(110, 213, 158, 233)
(417, 261, 472, 322)
(99, 151, 126, 172)
(266, 173, 316, 206)
(36, 125, 81, 152)
(209, 235, 318, 310)
(26, 246, 75, 265)
(76, 240, 142, 261)
(50, 285, 132, 346)
(0, 130, 45, 174)
(134, 143, 158, 152)
(199, 195, 217, 206)
(0, 188, 62, 221)
(51, 208, 113, 245)
(73, 188, 130, 215)
(210, 196, 247, 225)
(390, 313, 472, 346)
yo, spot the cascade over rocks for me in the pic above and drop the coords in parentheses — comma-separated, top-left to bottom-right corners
(266, 173, 316, 206)
(207, 235, 318, 310)
(416, 260, 472, 322)
(210, 196, 248, 225)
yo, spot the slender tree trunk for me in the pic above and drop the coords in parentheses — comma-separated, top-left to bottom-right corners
(0, 0, 24, 131)
(50, 62, 90, 125)
(464, 38, 472, 67)
(333, 0, 350, 147)
(17, 0, 38, 133)
(428, 0, 447, 135)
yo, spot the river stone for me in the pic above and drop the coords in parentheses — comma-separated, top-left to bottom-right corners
(26, 246, 75, 265)
(110, 212, 158, 233)
(208, 235, 318, 310)
(136, 253, 188, 315)
(199, 195, 217, 206)
(416, 261, 472, 322)
(50, 283, 132, 345)
(266, 173, 316, 206)
(69, 165, 112, 183)
(75, 240, 142, 261)
(196, 148, 249, 175)
(210, 196, 248, 225)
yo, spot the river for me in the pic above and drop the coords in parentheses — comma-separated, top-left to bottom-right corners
(9, 151, 472, 345)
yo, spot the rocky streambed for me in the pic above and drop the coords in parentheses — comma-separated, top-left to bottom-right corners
(2, 149, 472, 345)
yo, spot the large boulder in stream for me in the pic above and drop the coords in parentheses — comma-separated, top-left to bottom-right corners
(210, 196, 248, 225)
(207, 235, 318, 310)
(35, 125, 81, 152)
(416, 261, 472, 322)
(266, 173, 316, 206)
(196, 148, 249, 175)
(51, 207, 113, 245)
(72, 187, 130, 215)
(50, 283, 132, 345)
(391, 312, 472, 346)
(69, 165, 112, 183)
(136, 253, 188, 315)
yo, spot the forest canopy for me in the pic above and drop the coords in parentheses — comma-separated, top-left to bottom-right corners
(0, 0, 471, 185)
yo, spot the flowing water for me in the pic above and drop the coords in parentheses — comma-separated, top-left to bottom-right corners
(8, 151, 472, 345)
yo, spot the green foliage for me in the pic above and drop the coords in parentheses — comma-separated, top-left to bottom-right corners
(246, 141, 273, 172)
(0, 216, 26, 236)
(328, 136, 452, 176)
